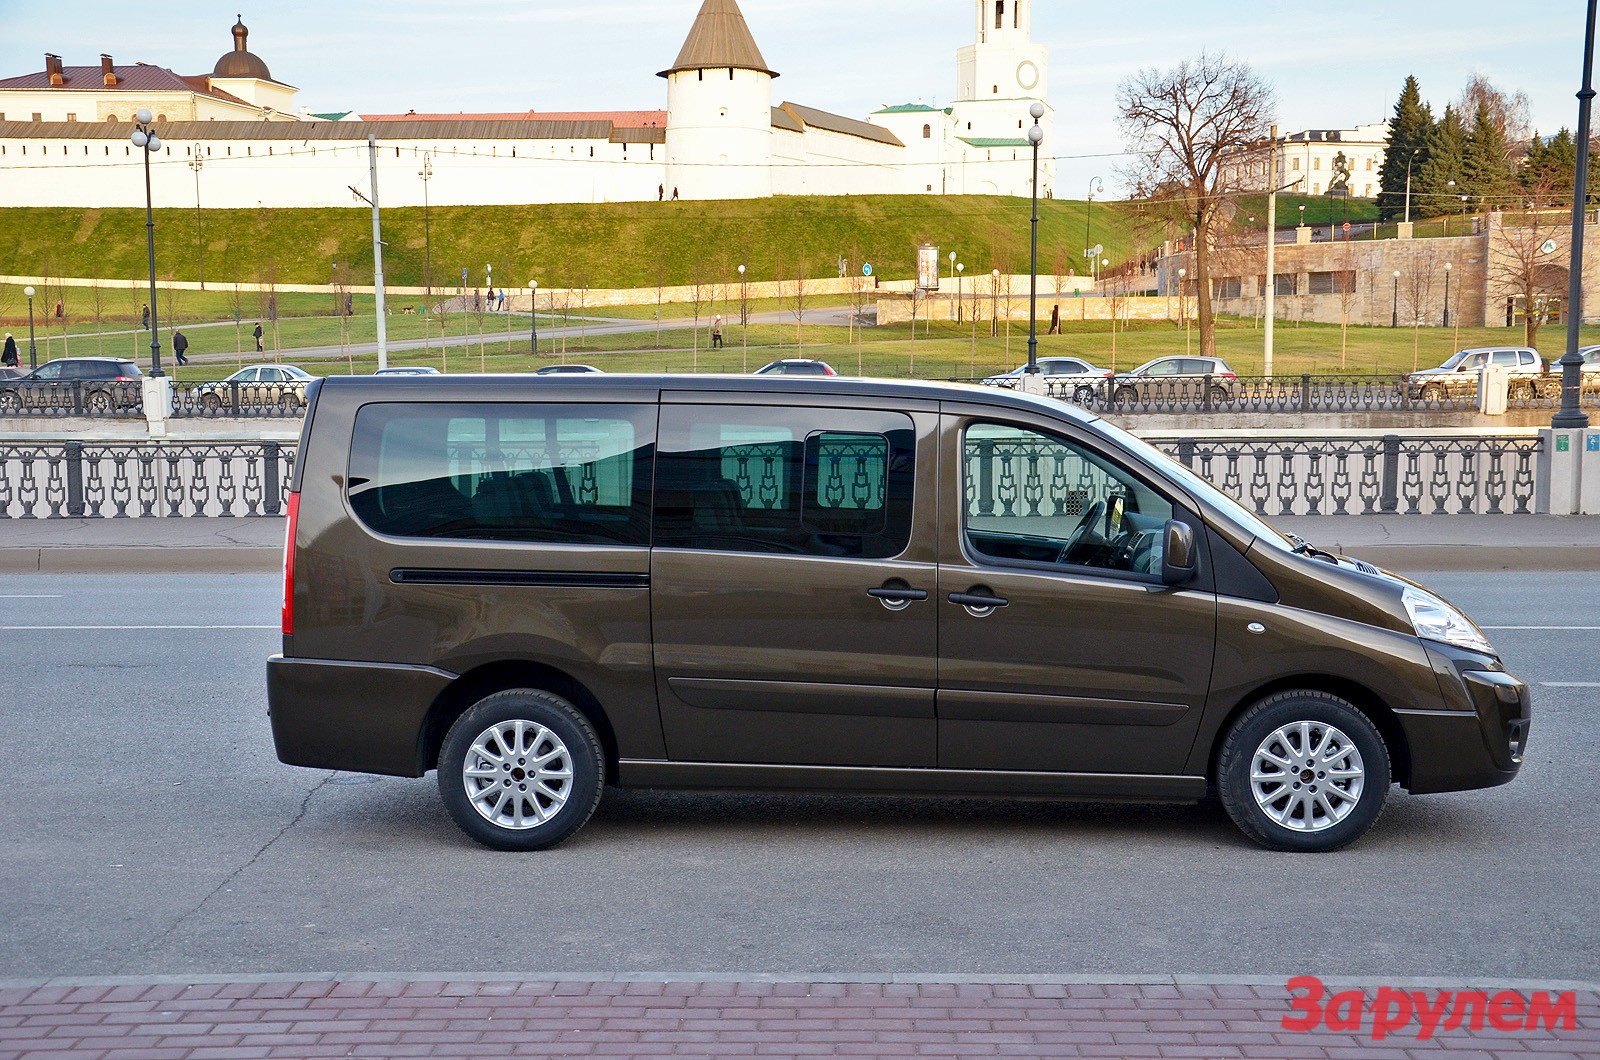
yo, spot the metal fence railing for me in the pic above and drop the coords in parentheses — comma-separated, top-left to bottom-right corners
(0, 440, 294, 518)
(0, 433, 1545, 520)
(967, 373, 1600, 414)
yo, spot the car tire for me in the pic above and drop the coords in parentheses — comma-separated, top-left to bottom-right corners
(1113, 386, 1138, 406)
(86, 391, 112, 414)
(277, 392, 299, 412)
(0, 391, 20, 414)
(1421, 384, 1444, 403)
(1072, 385, 1096, 405)
(438, 689, 605, 851)
(1509, 381, 1534, 401)
(1208, 385, 1230, 404)
(200, 393, 222, 413)
(1215, 690, 1390, 852)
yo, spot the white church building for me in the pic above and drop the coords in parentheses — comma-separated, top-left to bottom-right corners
(0, 0, 1055, 209)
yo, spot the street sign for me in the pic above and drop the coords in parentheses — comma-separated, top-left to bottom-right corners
(1540, 239, 1558, 255)
(863, 263, 873, 277)
(1557, 435, 1571, 453)
(1589, 434, 1600, 453)
(1342, 222, 1351, 233)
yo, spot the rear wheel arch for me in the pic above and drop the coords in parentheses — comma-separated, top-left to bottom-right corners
(1205, 675, 1412, 790)
(420, 661, 619, 782)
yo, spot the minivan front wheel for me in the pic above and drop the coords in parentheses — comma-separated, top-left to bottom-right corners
(1215, 690, 1390, 852)
(438, 689, 604, 851)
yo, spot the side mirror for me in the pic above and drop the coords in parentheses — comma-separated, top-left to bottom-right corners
(1162, 519, 1198, 585)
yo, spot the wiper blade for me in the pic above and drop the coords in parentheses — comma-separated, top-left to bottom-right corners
(1288, 535, 1341, 563)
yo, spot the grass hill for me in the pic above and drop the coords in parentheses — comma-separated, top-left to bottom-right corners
(0, 195, 1146, 291)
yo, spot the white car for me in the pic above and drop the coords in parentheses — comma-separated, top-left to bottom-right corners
(981, 357, 1111, 402)
(192, 364, 314, 411)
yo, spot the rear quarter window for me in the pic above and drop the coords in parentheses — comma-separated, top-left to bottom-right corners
(346, 402, 654, 546)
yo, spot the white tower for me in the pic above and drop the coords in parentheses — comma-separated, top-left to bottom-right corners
(660, 0, 776, 201)
(951, 0, 1053, 197)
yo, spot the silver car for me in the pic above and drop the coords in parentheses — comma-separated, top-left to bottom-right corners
(981, 357, 1112, 403)
(1405, 347, 1548, 402)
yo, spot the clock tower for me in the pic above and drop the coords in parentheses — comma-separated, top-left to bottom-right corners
(950, 0, 1053, 196)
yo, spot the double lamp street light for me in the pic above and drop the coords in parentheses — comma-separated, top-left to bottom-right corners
(130, 109, 164, 377)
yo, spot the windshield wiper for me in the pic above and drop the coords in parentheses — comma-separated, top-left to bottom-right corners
(1288, 535, 1341, 564)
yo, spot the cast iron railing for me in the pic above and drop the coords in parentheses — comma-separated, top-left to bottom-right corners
(0, 440, 294, 518)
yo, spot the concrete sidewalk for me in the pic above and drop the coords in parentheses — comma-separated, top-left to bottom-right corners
(1, 514, 1598, 574)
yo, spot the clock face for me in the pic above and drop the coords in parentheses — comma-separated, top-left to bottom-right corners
(1016, 60, 1040, 91)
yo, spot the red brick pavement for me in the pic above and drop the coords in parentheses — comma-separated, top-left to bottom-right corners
(0, 978, 1594, 1059)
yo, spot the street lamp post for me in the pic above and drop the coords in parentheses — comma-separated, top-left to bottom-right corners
(956, 262, 964, 324)
(188, 148, 205, 290)
(131, 109, 163, 377)
(1085, 176, 1103, 278)
(529, 280, 538, 355)
(1460, 194, 1470, 237)
(1178, 268, 1189, 356)
(1447, 179, 1457, 234)
(1442, 262, 1452, 327)
(1391, 270, 1401, 328)
(1553, 0, 1596, 431)
(23, 286, 37, 370)
(737, 263, 748, 370)
(1026, 103, 1045, 376)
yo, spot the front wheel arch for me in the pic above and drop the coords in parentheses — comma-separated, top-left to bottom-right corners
(419, 660, 619, 782)
(1201, 675, 1411, 791)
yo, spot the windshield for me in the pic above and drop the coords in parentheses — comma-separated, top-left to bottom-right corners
(1092, 417, 1296, 553)
(1440, 351, 1470, 369)
(283, 366, 313, 380)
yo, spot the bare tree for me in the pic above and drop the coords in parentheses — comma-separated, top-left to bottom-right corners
(88, 282, 107, 356)
(1455, 74, 1533, 159)
(789, 254, 810, 350)
(1335, 244, 1360, 370)
(228, 268, 244, 369)
(688, 257, 709, 372)
(654, 262, 667, 348)
(1399, 246, 1443, 373)
(1493, 189, 1572, 349)
(1117, 52, 1276, 359)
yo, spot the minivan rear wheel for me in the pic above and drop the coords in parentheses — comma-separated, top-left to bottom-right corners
(1215, 690, 1389, 852)
(438, 689, 605, 851)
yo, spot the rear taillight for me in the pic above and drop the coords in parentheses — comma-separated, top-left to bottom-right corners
(281, 491, 300, 635)
(1221, 372, 1236, 380)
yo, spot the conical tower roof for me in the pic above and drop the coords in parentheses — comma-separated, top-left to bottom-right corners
(658, 0, 777, 79)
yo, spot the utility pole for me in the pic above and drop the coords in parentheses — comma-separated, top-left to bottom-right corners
(1554, 0, 1596, 430)
(351, 136, 390, 371)
(188, 148, 205, 290)
(1265, 126, 1278, 378)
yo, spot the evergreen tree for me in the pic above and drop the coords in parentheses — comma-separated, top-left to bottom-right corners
(1376, 76, 1434, 220)
(1415, 105, 1467, 216)
(1524, 129, 1578, 199)
(1463, 101, 1517, 205)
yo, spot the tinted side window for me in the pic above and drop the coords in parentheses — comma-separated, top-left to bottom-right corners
(964, 422, 1175, 578)
(654, 405, 914, 559)
(33, 363, 62, 380)
(347, 402, 654, 545)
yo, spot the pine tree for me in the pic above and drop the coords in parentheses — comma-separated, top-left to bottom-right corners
(1526, 129, 1578, 199)
(1376, 76, 1434, 220)
(1463, 101, 1516, 206)
(1415, 106, 1467, 216)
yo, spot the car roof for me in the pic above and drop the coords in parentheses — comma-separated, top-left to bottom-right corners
(314, 373, 1101, 423)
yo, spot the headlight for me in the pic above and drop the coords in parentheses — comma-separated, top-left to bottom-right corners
(1402, 586, 1495, 656)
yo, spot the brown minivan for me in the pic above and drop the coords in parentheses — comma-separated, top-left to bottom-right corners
(268, 375, 1529, 852)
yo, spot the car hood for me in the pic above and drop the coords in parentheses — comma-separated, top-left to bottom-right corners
(1408, 367, 1455, 380)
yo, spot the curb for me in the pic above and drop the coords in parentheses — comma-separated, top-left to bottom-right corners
(0, 546, 281, 573)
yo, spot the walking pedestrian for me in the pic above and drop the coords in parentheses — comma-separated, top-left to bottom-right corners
(172, 329, 189, 366)
(141, 304, 150, 330)
(658, 183, 665, 201)
(711, 315, 724, 349)
(345, 292, 354, 317)
(671, 187, 679, 200)
(497, 289, 507, 312)
(1, 333, 17, 368)
(253, 322, 264, 353)
(54, 298, 63, 318)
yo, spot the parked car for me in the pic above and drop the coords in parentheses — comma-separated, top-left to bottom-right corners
(754, 358, 837, 376)
(0, 357, 143, 413)
(1578, 346, 1600, 391)
(1110, 356, 1238, 405)
(374, 366, 441, 376)
(0, 366, 25, 382)
(981, 357, 1112, 402)
(535, 364, 603, 375)
(1405, 347, 1547, 402)
(269, 374, 1528, 854)
(191, 364, 314, 411)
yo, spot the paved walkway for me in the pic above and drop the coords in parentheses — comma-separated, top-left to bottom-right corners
(2, 514, 1598, 574)
(1, 975, 1594, 1059)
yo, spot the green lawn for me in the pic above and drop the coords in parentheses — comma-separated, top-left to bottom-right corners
(0, 194, 1149, 293)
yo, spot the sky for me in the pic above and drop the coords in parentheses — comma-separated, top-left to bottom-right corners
(0, 0, 1590, 198)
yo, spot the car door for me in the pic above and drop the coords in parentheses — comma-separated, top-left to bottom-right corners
(651, 393, 939, 767)
(935, 407, 1217, 775)
(23, 362, 62, 408)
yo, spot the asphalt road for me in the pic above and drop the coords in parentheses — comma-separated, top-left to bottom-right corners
(0, 571, 1594, 982)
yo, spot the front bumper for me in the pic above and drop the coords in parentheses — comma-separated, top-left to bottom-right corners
(1398, 667, 1530, 794)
